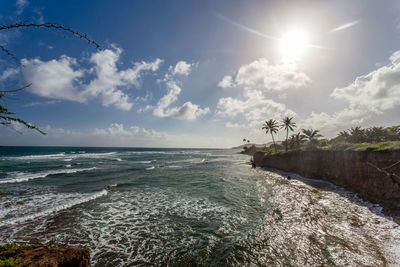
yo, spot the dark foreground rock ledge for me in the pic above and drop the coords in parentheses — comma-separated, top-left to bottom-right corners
(17, 247, 90, 267)
(0, 243, 90, 267)
(253, 150, 400, 223)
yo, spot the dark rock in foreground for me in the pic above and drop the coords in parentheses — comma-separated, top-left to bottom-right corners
(17, 247, 90, 267)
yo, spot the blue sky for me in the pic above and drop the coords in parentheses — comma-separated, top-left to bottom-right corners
(1, 0, 400, 147)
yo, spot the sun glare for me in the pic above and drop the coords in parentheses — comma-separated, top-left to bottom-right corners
(278, 29, 309, 61)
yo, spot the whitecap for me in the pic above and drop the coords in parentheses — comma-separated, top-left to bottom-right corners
(134, 160, 152, 164)
(5, 153, 66, 160)
(0, 167, 97, 184)
(0, 189, 108, 226)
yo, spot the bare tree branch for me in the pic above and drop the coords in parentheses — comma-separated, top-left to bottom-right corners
(0, 21, 101, 49)
(0, 83, 32, 94)
(0, 44, 20, 64)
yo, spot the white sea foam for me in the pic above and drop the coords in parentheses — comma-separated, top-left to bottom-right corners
(146, 166, 155, 170)
(134, 160, 152, 164)
(6, 152, 117, 161)
(0, 167, 96, 184)
(6, 153, 66, 160)
(0, 189, 108, 226)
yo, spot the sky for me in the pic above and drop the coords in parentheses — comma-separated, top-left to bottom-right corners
(1, 0, 400, 148)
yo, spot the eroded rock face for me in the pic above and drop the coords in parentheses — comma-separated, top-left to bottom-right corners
(253, 150, 400, 222)
(240, 145, 258, 156)
(17, 247, 90, 267)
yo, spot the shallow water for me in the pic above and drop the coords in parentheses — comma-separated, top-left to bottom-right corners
(0, 147, 399, 266)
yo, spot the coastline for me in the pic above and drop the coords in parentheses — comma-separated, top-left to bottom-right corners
(252, 150, 400, 224)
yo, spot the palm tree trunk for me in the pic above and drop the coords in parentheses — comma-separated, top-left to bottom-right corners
(285, 129, 289, 152)
(271, 133, 277, 152)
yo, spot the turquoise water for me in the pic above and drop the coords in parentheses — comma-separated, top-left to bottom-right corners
(0, 147, 399, 266)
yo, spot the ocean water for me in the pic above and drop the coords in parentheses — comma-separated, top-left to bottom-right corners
(0, 146, 399, 266)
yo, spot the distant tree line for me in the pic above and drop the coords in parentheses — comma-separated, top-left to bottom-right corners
(257, 116, 400, 153)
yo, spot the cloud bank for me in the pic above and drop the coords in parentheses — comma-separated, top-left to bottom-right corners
(21, 47, 162, 111)
(216, 58, 309, 128)
(152, 61, 210, 120)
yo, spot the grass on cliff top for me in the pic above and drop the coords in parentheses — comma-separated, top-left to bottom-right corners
(258, 141, 400, 155)
(350, 141, 400, 151)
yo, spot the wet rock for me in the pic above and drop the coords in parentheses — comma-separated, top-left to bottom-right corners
(253, 150, 400, 223)
(17, 247, 90, 267)
(16, 201, 25, 205)
(4, 202, 12, 208)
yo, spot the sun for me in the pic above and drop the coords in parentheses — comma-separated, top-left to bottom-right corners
(278, 29, 309, 61)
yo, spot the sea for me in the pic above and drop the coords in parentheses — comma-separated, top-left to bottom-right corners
(0, 146, 399, 266)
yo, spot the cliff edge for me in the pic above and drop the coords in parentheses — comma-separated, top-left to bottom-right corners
(253, 150, 400, 222)
(0, 243, 90, 267)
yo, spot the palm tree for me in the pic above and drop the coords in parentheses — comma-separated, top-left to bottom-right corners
(301, 128, 323, 143)
(338, 130, 350, 138)
(348, 126, 365, 143)
(262, 119, 279, 152)
(289, 132, 306, 149)
(365, 126, 386, 143)
(281, 116, 296, 152)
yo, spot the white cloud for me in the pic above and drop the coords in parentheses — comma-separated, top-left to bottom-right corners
(216, 58, 305, 129)
(218, 58, 311, 92)
(21, 56, 84, 102)
(83, 48, 162, 110)
(153, 81, 210, 120)
(21, 48, 162, 111)
(225, 122, 246, 128)
(153, 81, 181, 116)
(300, 109, 365, 137)
(216, 90, 296, 128)
(24, 100, 58, 107)
(0, 122, 234, 148)
(93, 123, 166, 139)
(218, 75, 234, 88)
(152, 62, 209, 120)
(331, 53, 400, 114)
(0, 68, 19, 81)
(16, 0, 29, 15)
(301, 49, 400, 136)
(172, 61, 192, 76)
(162, 102, 210, 120)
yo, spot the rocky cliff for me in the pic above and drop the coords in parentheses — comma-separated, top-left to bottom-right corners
(253, 150, 400, 222)
(0, 243, 90, 267)
(17, 247, 91, 267)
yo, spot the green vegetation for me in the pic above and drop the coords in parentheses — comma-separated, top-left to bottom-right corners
(258, 117, 400, 154)
(0, 243, 37, 266)
(0, 241, 66, 266)
(281, 116, 296, 152)
(262, 119, 279, 152)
